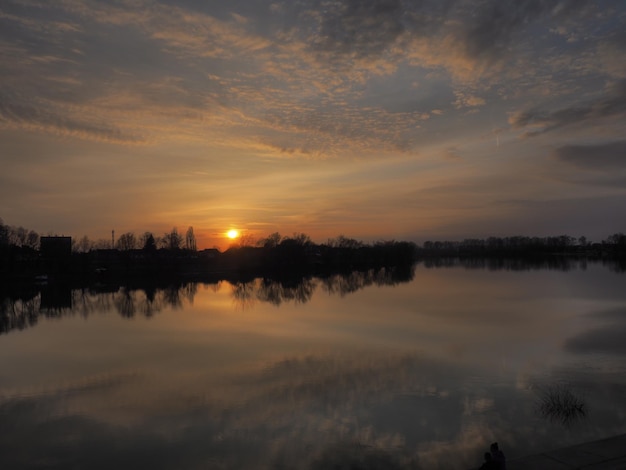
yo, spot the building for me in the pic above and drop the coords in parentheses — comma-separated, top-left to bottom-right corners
(40, 236, 72, 273)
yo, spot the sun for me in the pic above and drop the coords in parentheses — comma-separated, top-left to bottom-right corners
(227, 229, 239, 239)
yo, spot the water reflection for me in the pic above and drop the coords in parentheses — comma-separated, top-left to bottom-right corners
(0, 351, 473, 469)
(231, 265, 415, 308)
(564, 307, 626, 355)
(1, 266, 415, 334)
(535, 384, 587, 427)
(1, 261, 626, 469)
(310, 443, 408, 470)
(7, 257, 623, 335)
(421, 256, 626, 273)
(2, 347, 625, 469)
(231, 276, 317, 308)
(0, 284, 183, 334)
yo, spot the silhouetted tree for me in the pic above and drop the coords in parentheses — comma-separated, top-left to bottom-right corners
(0, 218, 8, 245)
(258, 232, 282, 248)
(289, 232, 312, 246)
(74, 235, 93, 253)
(142, 233, 157, 252)
(328, 235, 362, 249)
(25, 230, 39, 249)
(11, 226, 28, 246)
(162, 227, 183, 250)
(238, 231, 255, 247)
(116, 232, 137, 251)
(606, 233, 626, 246)
(185, 226, 197, 251)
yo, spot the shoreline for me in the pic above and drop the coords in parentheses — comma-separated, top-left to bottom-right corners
(504, 434, 626, 470)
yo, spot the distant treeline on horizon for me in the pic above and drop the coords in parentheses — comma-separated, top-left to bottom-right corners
(1, 217, 625, 284)
(1, 216, 625, 253)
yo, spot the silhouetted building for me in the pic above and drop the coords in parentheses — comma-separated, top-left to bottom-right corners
(40, 236, 71, 257)
(200, 248, 220, 259)
(40, 236, 72, 274)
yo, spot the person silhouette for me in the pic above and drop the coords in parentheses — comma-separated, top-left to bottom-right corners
(479, 452, 498, 469)
(490, 442, 506, 470)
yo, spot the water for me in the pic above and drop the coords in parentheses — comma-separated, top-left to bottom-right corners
(1, 261, 626, 469)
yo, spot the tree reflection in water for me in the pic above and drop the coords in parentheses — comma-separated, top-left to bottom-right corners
(232, 277, 318, 308)
(0, 283, 192, 334)
(0, 267, 415, 334)
(231, 280, 257, 309)
(8, 256, 624, 334)
(321, 265, 415, 297)
(230, 266, 415, 309)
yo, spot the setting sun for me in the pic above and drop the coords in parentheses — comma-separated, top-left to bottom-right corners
(227, 229, 239, 239)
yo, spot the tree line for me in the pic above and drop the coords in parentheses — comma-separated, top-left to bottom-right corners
(73, 226, 197, 252)
(418, 234, 626, 255)
(0, 219, 199, 253)
(2, 217, 625, 253)
(1, 217, 625, 285)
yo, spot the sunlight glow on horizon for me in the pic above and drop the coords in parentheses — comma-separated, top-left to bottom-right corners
(0, 2, 624, 242)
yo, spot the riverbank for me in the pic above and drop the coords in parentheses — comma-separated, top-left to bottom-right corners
(506, 434, 626, 469)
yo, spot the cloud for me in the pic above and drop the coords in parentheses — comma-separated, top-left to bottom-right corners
(442, 146, 462, 160)
(453, 91, 486, 109)
(0, 0, 623, 174)
(553, 140, 626, 170)
(259, 104, 425, 155)
(0, 94, 143, 144)
(510, 79, 626, 136)
(1, 0, 622, 158)
(460, 0, 593, 61)
(282, 0, 605, 87)
(306, 0, 409, 59)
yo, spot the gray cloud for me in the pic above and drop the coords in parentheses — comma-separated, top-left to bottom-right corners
(287, 0, 601, 74)
(280, 0, 456, 73)
(554, 140, 626, 170)
(309, 0, 410, 57)
(462, 0, 593, 60)
(1, 0, 621, 156)
(0, 94, 143, 143)
(510, 79, 626, 136)
(260, 103, 424, 155)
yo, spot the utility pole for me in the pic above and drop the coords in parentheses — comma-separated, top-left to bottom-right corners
(112, 230, 115, 249)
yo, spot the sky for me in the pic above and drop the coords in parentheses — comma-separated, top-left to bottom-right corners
(1, 0, 625, 249)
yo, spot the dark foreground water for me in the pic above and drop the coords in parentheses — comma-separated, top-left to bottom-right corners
(1, 261, 626, 469)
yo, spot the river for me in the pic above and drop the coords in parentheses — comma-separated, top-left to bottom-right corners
(1, 260, 625, 469)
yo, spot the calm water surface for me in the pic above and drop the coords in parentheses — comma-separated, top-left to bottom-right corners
(1, 262, 626, 469)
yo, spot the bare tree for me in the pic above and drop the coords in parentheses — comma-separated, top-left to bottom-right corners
(26, 230, 39, 249)
(116, 232, 137, 251)
(0, 218, 8, 245)
(290, 232, 312, 246)
(162, 227, 183, 250)
(257, 232, 282, 248)
(238, 231, 255, 247)
(93, 238, 111, 250)
(185, 226, 197, 251)
(328, 235, 362, 249)
(73, 235, 93, 253)
(6, 226, 28, 246)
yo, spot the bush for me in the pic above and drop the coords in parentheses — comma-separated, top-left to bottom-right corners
(536, 384, 586, 426)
